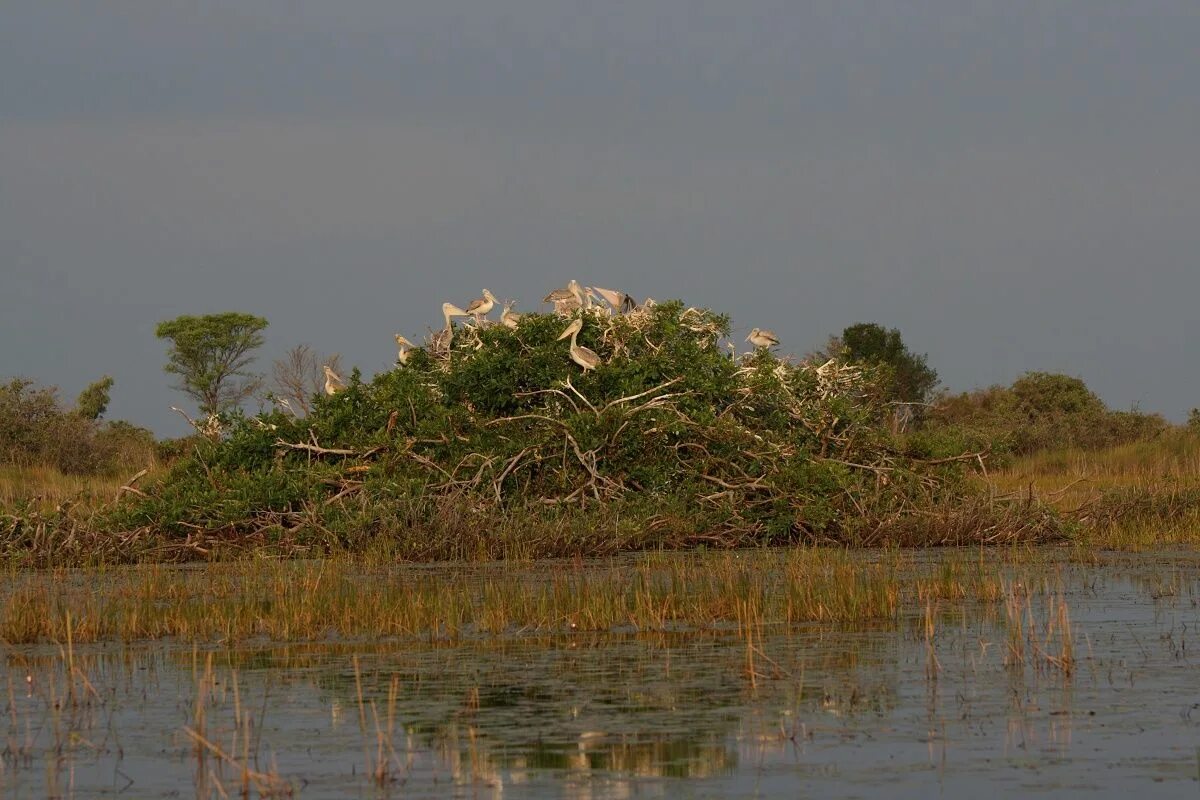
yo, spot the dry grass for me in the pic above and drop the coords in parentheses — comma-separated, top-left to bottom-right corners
(0, 465, 132, 512)
(988, 430, 1200, 549)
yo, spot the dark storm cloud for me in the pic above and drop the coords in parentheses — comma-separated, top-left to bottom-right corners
(2, 2, 1198, 433)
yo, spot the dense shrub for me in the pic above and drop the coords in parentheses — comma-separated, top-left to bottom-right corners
(109, 302, 998, 553)
(926, 372, 1167, 458)
(0, 377, 158, 475)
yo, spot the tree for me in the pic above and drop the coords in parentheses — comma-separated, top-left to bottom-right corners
(155, 313, 268, 416)
(271, 344, 342, 415)
(75, 375, 114, 420)
(835, 323, 939, 405)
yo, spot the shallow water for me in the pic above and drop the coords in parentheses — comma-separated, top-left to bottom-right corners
(4, 552, 1200, 798)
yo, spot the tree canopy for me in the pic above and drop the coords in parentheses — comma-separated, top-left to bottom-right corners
(75, 376, 114, 421)
(836, 322, 938, 405)
(155, 313, 268, 416)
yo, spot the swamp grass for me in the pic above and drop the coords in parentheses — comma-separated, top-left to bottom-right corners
(0, 548, 1046, 645)
(988, 428, 1200, 549)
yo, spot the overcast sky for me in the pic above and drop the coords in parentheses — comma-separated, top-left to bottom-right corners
(2, 2, 1198, 435)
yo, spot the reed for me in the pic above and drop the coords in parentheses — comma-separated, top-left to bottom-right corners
(0, 549, 1042, 646)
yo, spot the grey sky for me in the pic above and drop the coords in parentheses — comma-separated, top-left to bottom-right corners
(2, 2, 1197, 435)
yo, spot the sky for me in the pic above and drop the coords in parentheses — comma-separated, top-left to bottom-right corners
(2, 2, 1198, 435)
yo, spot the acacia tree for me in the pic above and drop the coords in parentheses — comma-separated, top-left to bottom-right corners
(155, 313, 269, 416)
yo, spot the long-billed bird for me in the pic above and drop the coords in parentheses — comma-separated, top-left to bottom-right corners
(465, 289, 498, 324)
(557, 317, 602, 371)
(746, 328, 780, 349)
(322, 364, 346, 395)
(442, 302, 471, 331)
(500, 302, 523, 329)
(589, 286, 637, 314)
(394, 334, 416, 365)
(543, 280, 585, 315)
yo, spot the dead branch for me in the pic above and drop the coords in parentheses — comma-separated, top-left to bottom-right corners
(274, 439, 362, 457)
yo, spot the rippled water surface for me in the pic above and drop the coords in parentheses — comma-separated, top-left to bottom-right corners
(4, 552, 1200, 798)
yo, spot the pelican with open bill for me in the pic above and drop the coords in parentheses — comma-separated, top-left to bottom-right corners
(589, 286, 638, 314)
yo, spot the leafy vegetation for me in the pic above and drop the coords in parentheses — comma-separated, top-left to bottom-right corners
(3, 302, 1193, 565)
(829, 322, 939, 405)
(0, 377, 157, 476)
(156, 312, 269, 416)
(926, 371, 1167, 459)
(76, 301, 1061, 562)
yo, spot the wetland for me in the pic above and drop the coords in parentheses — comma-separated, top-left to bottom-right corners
(4, 548, 1200, 798)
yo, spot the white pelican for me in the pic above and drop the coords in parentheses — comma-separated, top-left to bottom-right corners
(394, 334, 416, 365)
(500, 302, 523, 329)
(557, 318, 602, 371)
(465, 289, 497, 324)
(544, 280, 585, 315)
(322, 365, 346, 395)
(442, 302, 471, 331)
(746, 328, 780, 349)
(589, 286, 637, 314)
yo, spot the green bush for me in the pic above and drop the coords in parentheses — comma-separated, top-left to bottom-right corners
(109, 302, 992, 553)
(0, 377, 159, 475)
(926, 371, 1167, 458)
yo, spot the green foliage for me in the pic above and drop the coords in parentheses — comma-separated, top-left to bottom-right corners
(0, 377, 158, 474)
(74, 375, 114, 421)
(927, 371, 1167, 457)
(836, 322, 939, 405)
(115, 303, 986, 553)
(155, 312, 269, 416)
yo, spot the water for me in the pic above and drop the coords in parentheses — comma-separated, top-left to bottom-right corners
(4, 552, 1200, 798)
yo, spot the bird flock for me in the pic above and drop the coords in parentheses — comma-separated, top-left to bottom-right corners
(321, 283, 780, 395)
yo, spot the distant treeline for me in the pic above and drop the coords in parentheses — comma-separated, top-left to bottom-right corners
(0, 377, 166, 475)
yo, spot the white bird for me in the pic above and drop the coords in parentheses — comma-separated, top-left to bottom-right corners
(465, 289, 498, 324)
(746, 328, 780, 349)
(322, 365, 346, 395)
(589, 286, 637, 314)
(544, 280, 585, 315)
(500, 302, 523, 329)
(442, 302, 471, 332)
(394, 334, 416, 365)
(557, 317, 602, 371)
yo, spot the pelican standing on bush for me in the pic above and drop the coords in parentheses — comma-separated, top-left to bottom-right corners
(500, 302, 523, 329)
(465, 289, 498, 325)
(323, 364, 346, 395)
(746, 328, 780, 349)
(558, 317, 602, 372)
(544, 280, 585, 315)
(394, 334, 416, 365)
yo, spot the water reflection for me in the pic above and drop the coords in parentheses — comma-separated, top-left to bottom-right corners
(2, 554, 1200, 797)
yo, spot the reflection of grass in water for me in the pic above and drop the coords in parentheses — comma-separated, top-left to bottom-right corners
(0, 549, 1037, 645)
